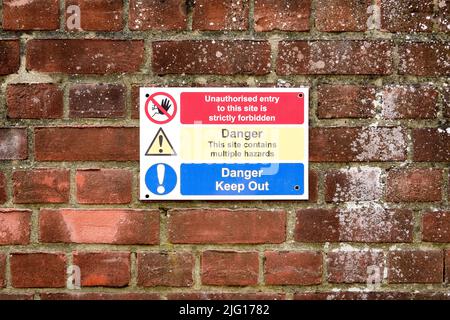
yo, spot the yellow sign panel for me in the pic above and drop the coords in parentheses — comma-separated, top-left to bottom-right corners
(180, 126, 305, 161)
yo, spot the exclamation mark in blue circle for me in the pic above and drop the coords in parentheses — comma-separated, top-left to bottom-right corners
(145, 163, 177, 195)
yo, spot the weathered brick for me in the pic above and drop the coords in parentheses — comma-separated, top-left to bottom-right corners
(0, 254, 5, 287)
(6, 84, 63, 119)
(138, 252, 194, 287)
(40, 293, 160, 300)
(153, 41, 271, 75)
(277, 41, 393, 75)
(193, 0, 249, 31)
(73, 252, 130, 287)
(168, 209, 286, 244)
(446, 250, 450, 283)
(438, 1, 450, 31)
(295, 208, 413, 243)
(388, 250, 443, 284)
(423, 211, 450, 242)
(0, 173, 6, 204)
(39, 209, 159, 244)
(254, 0, 310, 31)
(443, 86, 450, 118)
(129, 0, 187, 30)
(315, 0, 371, 32)
(0, 209, 31, 245)
(294, 292, 415, 300)
(65, 0, 123, 31)
(308, 170, 318, 203)
(398, 42, 450, 76)
(202, 251, 259, 286)
(310, 127, 407, 162)
(13, 169, 70, 204)
(69, 84, 126, 118)
(76, 169, 132, 204)
(379, 86, 439, 119)
(386, 168, 442, 202)
(27, 40, 144, 74)
(327, 250, 384, 284)
(317, 85, 376, 119)
(264, 251, 322, 285)
(3, 0, 59, 30)
(168, 292, 285, 300)
(0, 128, 27, 160)
(35, 127, 139, 161)
(381, 0, 434, 32)
(10, 253, 66, 288)
(0, 40, 20, 75)
(0, 294, 34, 300)
(324, 167, 383, 202)
(413, 129, 450, 162)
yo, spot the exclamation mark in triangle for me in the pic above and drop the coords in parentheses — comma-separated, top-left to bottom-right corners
(146, 128, 177, 156)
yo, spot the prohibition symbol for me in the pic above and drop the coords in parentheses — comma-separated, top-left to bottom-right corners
(145, 92, 177, 124)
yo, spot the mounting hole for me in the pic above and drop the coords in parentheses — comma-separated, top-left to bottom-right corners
(145, 94, 150, 98)
(145, 194, 150, 199)
(294, 185, 300, 191)
(298, 93, 303, 98)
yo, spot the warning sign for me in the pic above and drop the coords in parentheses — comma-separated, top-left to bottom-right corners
(140, 88, 309, 200)
(146, 128, 177, 156)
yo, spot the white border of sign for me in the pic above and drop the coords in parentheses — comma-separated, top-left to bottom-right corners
(140, 87, 309, 201)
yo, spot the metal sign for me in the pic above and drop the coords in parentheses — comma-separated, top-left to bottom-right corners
(140, 88, 309, 200)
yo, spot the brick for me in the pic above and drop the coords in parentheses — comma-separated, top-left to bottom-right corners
(294, 292, 415, 300)
(308, 170, 318, 203)
(0, 173, 6, 204)
(398, 42, 450, 76)
(327, 250, 384, 284)
(310, 127, 407, 162)
(277, 41, 393, 75)
(129, 0, 187, 30)
(35, 127, 139, 161)
(315, 0, 371, 32)
(438, 1, 450, 31)
(444, 86, 450, 118)
(76, 169, 132, 204)
(0, 254, 5, 287)
(386, 168, 442, 202)
(6, 84, 63, 119)
(13, 169, 70, 204)
(264, 251, 322, 285)
(168, 209, 286, 244)
(138, 252, 194, 287)
(3, 0, 59, 30)
(202, 251, 258, 286)
(423, 211, 450, 242)
(295, 208, 413, 243)
(324, 167, 383, 202)
(0, 294, 34, 300)
(379, 86, 439, 119)
(39, 209, 159, 244)
(0, 128, 27, 160)
(167, 293, 285, 300)
(381, 0, 434, 32)
(254, 0, 310, 31)
(0, 41, 20, 75)
(317, 85, 376, 119)
(446, 251, 450, 283)
(0, 209, 31, 245)
(69, 84, 126, 118)
(40, 293, 160, 300)
(388, 250, 443, 283)
(10, 253, 66, 288)
(413, 129, 450, 162)
(27, 40, 144, 74)
(65, 0, 123, 31)
(193, 0, 249, 31)
(153, 41, 271, 75)
(73, 252, 130, 287)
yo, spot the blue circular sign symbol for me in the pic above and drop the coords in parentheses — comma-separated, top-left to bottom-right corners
(145, 163, 177, 195)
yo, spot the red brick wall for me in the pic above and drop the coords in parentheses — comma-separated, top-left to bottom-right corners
(0, 0, 449, 300)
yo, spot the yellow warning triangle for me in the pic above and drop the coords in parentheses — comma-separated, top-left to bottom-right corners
(146, 128, 177, 156)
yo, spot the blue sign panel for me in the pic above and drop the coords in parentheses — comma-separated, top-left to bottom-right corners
(180, 163, 304, 196)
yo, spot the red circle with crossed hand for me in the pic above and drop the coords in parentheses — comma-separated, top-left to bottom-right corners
(145, 92, 177, 125)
